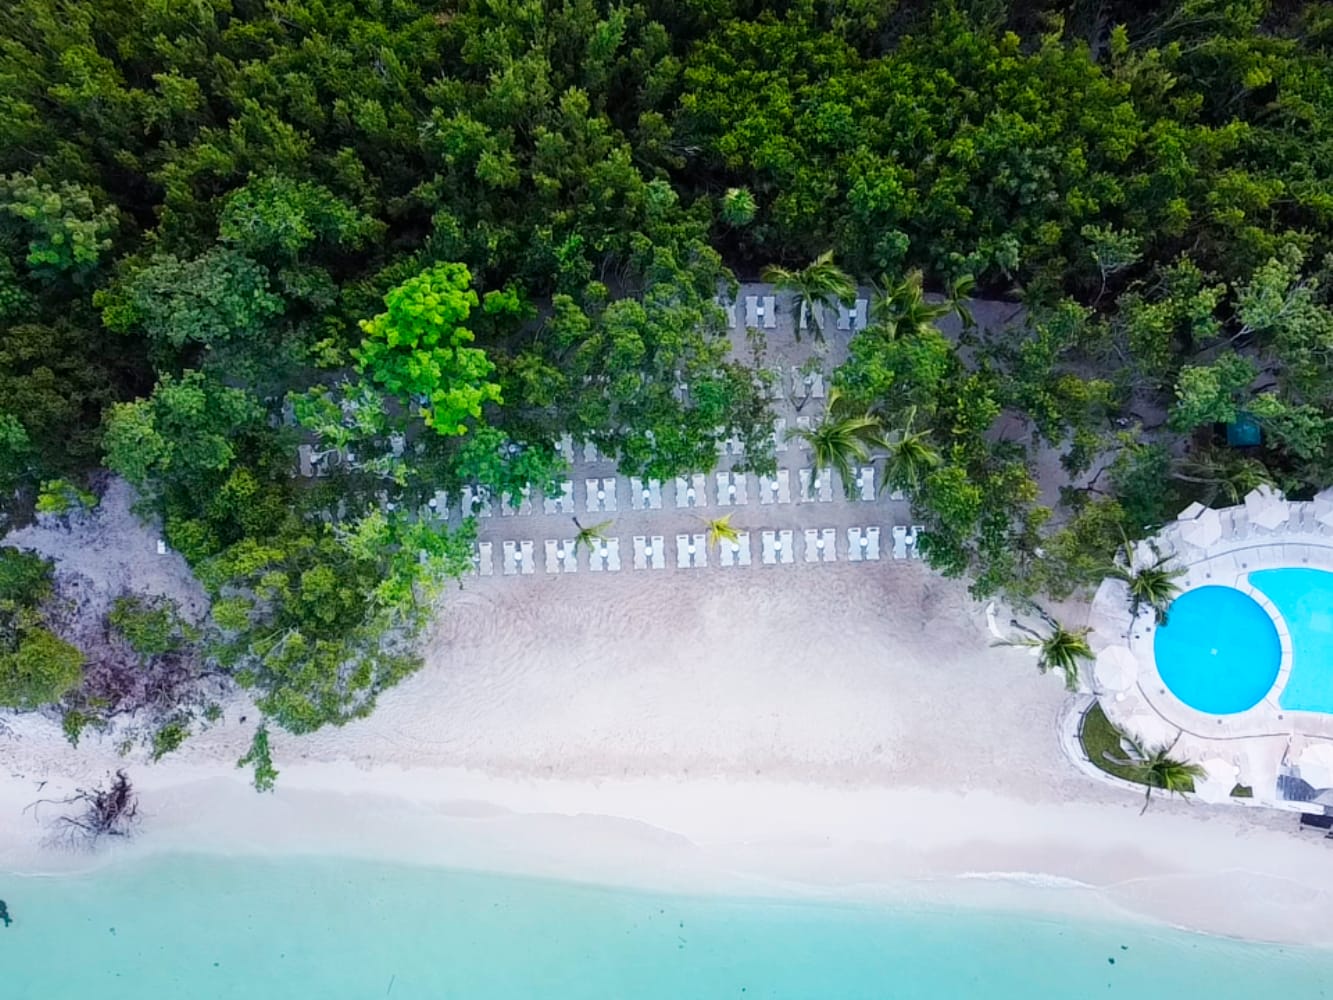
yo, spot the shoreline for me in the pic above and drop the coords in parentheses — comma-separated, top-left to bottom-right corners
(4, 756, 1332, 948)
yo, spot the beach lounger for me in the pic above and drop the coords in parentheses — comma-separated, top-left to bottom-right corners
(856, 466, 874, 502)
(501, 486, 533, 516)
(744, 294, 777, 330)
(630, 477, 663, 510)
(676, 534, 692, 569)
(503, 540, 520, 576)
(717, 294, 738, 329)
(675, 473, 707, 508)
(557, 433, 575, 464)
(542, 480, 574, 515)
(791, 368, 825, 399)
(865, 527, 880, 561)
(719, 532, 752, 567)
(892, 525, 908, 560)
(462, 485, 493, 518)
(581, 440, 601, 463)
(759, 469, 791, 505)
(761, 530, 778, 565)
(803, 528, 821, 564)
(297, 444, 314, 478)
(589, 540, 607, 572)
(474, 541, 493, 577)
(836, 299, 868, 332)
(605, 537, 621, 571)
(585, 477, 616, 512)
(777, 529, 793, 564)
(630, 536, 656, 570)
(772, 418, 788, 451)
(847, 527, 865, 562)
(798, 468, 834, 503)
(907, 525, 923, 559)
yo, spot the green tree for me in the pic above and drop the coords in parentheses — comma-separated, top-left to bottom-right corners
(0, 627, 83, 709)
(97, 249, 283, 349)
(0, 174, 117, 277)
(102, 371, 265, 501)
(355, 263, 502, 437)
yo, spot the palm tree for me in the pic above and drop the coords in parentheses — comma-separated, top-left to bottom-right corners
(1111, 537, 1184, 625)
(1173, 448, 1274, 506)
(762, 250, 856, 341)
(788, 388, 888, 498)
(571, 517, 613, 554)
(1104, 733, 1206, 814)
(994, 616, 1094, 691)
(882, 406, 942, 494)
(700, 514, 741, 552)
(869, 269, 951, 337)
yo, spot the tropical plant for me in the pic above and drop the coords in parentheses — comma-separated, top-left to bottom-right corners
(869, 269, 952, 337)
(1111, 538, 1184, 625)
(788, 388, 887, 497)
(700, 513, 741, 551)
(995, 615, 1094, 691)
(571, 517, 613, 554)
(882, 406, 942, 493)
(762, 250, 856, 341)
(1103, 733, 1205, 814)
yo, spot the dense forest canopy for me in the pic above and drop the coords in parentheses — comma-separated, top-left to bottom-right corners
(1, 0, 1331, 763)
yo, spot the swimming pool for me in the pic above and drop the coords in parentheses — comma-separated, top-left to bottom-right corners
(1250, 568, 1333, 714)
(1153, 586, 1282, 714)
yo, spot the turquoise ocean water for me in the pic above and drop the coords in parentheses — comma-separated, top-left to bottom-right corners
(2, 854, 1329, 999)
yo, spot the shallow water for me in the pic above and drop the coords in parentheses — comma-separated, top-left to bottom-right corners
(1, 854, 1329, 999)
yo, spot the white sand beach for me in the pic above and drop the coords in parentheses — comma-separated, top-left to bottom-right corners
(4, 557, 1333, 947)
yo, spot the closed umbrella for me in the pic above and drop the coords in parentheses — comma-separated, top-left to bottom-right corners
(1094, 645, 1139, 694)
(1178, 501, 1208, 522)
(1297, 742, 1333, 790)
(1244, 485, 1288, 530)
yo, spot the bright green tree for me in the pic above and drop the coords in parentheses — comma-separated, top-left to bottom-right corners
(355, 263, 502, 437)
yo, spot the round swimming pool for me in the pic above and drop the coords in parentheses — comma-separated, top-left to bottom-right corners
(1153, 586, 1281, 714)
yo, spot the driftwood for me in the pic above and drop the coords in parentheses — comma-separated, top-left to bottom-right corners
(29, 770, 140, 847)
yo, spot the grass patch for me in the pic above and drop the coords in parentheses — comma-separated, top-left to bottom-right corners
(1079, 702, 1143, 783)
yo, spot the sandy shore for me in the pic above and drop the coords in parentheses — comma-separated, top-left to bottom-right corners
(3, 564, 1332, 946)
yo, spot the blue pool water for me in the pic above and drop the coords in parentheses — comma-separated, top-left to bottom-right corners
(1251, 567, 1333, 713)
(1154, 586, 1281, 714)
(2, 854, 1330, 999)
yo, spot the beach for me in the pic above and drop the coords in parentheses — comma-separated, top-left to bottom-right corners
(3, 563, 1332, 949)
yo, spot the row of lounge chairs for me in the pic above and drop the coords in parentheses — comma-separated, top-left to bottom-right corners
(433, 467, 898, 520)
(722, 295, 869, 334)
(475, 526, 925, 576)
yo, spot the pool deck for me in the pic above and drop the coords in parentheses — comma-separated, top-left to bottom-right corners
(1089, 491, 1333, 809)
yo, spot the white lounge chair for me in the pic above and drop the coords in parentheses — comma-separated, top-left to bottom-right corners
(892, 525, 908, 560)
(864, 527, 880, 561)
(847, 527, 865, 562)
(502, 540, 520, 576)
(777, 529, 794, 564)
(581, 440, 601, 463)
(605, 538, 621, 571)
(856, 466, 874, 502)
(719, 532, 751, 568)
(799, 468, 834, 503)
(475, 541, 493, 577)
(557, 433, 575, 464)
(910, 525, 925, 559)
(759, 469, 791, 505)
(803, 528, 821, 564)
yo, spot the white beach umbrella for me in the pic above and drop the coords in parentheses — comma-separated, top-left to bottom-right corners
(1297, 742, 1333, 790)
(1194, 757, 1239, 804)
(1244, 485, 1289, 530)
(1093, 645, 1139, 694)
(1178, 507, 1222, 548)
